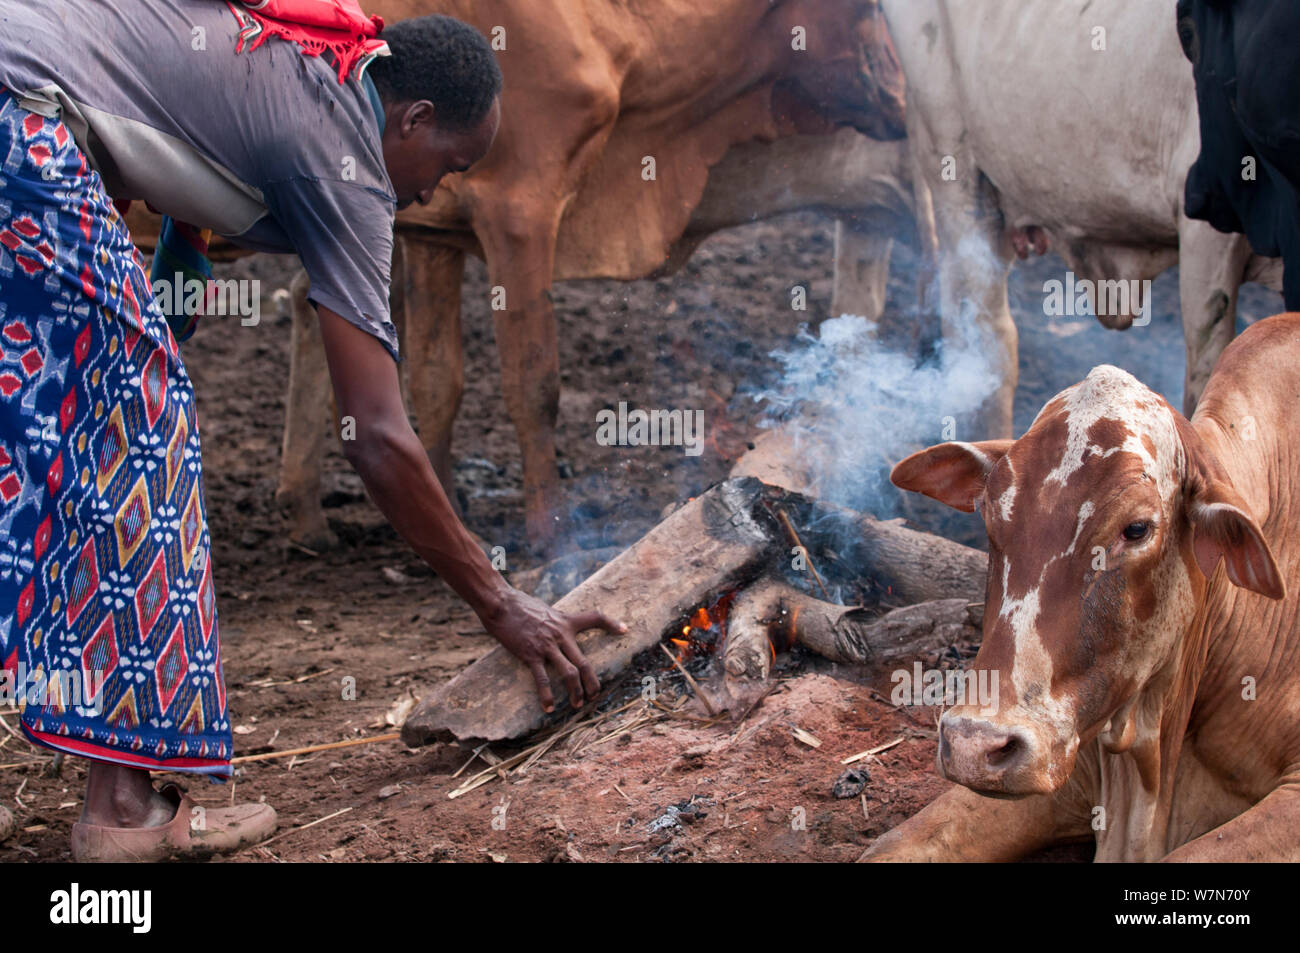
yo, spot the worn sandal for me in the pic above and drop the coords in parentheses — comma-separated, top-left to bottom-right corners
(0, 804, 13, 844)
(71, 782, 276, 862)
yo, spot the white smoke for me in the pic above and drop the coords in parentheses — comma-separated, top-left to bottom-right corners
(758, 295, 1001, 517)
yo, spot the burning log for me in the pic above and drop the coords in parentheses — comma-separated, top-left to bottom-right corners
(723, 580, 784, 682)
(832, 507, 985, 606)
(730, 427, 819, 497)
(402, 479, 776, 744)
(724, 579, 981, 670)
(730, 425, 986, 606)
(784, 594, 982, 666)
(403, 472, 989, 743)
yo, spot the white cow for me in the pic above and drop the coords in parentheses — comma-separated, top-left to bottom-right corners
(880, 0, 1282, 439)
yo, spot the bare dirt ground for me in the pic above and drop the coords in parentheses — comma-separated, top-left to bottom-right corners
(0, 211, 1280, 862)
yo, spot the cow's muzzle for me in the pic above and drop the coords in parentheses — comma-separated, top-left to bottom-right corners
(937, 714, 1060, 796)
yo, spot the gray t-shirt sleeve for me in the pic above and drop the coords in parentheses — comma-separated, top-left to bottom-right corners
(262, 176, 399, 361)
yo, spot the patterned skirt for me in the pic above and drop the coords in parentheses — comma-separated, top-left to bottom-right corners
(0, 90, 232, 775)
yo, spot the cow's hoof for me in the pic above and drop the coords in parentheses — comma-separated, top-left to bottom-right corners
(0, 804, 14, 844)
(524, 493, 574, 561)
(286, 524, 339, 555)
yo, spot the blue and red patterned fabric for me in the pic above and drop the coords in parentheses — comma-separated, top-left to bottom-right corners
(0, 90, 232, 776)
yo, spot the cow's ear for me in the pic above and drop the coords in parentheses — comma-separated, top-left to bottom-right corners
(890, 440, 1012, 513)
(1188, 494, 1285, 600)
(1178, 417, 1286, 600)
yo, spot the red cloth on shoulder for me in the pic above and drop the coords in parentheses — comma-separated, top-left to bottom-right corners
(226, 0, 388, 83)
(240, 0, 382, 36)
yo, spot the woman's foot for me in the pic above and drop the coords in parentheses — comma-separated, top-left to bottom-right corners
(0, 804, 14, 844)
(73, 762, 276, 862)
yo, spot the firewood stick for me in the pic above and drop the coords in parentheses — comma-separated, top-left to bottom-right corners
(447, 699, 644, 799)
(723, 581, 778, 681)
(232, 732, 401, 764)
(660, 644, 719, 717)
(259, 806, 353, 848)
(775, 508, 831, 600)
(841, 736, 903, 764)
(450, 743, 489, 779)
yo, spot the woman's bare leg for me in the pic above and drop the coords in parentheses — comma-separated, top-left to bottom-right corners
(80, 763, 176, 828)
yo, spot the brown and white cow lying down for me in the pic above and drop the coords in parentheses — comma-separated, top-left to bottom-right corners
(865, 313, 1300, 862)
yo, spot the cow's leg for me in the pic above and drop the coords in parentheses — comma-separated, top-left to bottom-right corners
(460, 65, 619, 552)
(1162, 783, 1300, 862)
(466, 192, 577, 554)
(401, 236, 466, 502)
(861, 780, 1093, 862)
(932, 212, 1017, 439)
(1177, 218, 1253, 414)
(831, 221, 893, 322)
(276, 270, 336, 551)
(909, 113, 1016, 439)
(485, 226, 563, 553)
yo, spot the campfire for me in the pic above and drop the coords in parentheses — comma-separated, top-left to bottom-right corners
(670, 596, 735, 668)
(402, 448, 990, 745)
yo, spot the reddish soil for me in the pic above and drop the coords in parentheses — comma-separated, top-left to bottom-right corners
(5, 208, 1274, 863)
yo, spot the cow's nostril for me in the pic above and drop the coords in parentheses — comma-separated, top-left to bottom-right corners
(986, 734, 1022, 768)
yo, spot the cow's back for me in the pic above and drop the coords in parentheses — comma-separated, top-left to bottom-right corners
(1194, 314, 1300, 531)
(1186, 314, 1300, 802)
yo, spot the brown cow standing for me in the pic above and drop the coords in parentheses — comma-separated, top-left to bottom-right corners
(275, 0, 907, 552)
(866, 313, 1300, 862)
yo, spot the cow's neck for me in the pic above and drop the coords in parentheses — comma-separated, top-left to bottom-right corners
(1092, 601, 1215, 862)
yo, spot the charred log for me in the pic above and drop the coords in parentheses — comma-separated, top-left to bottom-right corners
(402, 478, 776, 744)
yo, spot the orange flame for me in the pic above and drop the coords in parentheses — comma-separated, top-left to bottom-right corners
(663, 589, 739, 665)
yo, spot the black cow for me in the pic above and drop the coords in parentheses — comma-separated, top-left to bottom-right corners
(1177, 0, 1300, 308)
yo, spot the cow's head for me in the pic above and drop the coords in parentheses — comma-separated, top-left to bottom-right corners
(772, 0, 906, 141)
(1176, 0, 1253, 240)
(891, 366, 1284, 796)
(1175, 0, 1295, 255)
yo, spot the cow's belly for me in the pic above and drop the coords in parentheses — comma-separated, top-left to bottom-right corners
(961, 107, 1181, 246)
(992, 185, 1176, 248)
(926, 0, 1194, 244)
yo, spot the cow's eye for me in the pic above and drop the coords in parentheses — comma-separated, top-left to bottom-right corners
(1123, 521, 1150, 542)
(1176, 16, 1199, 65)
